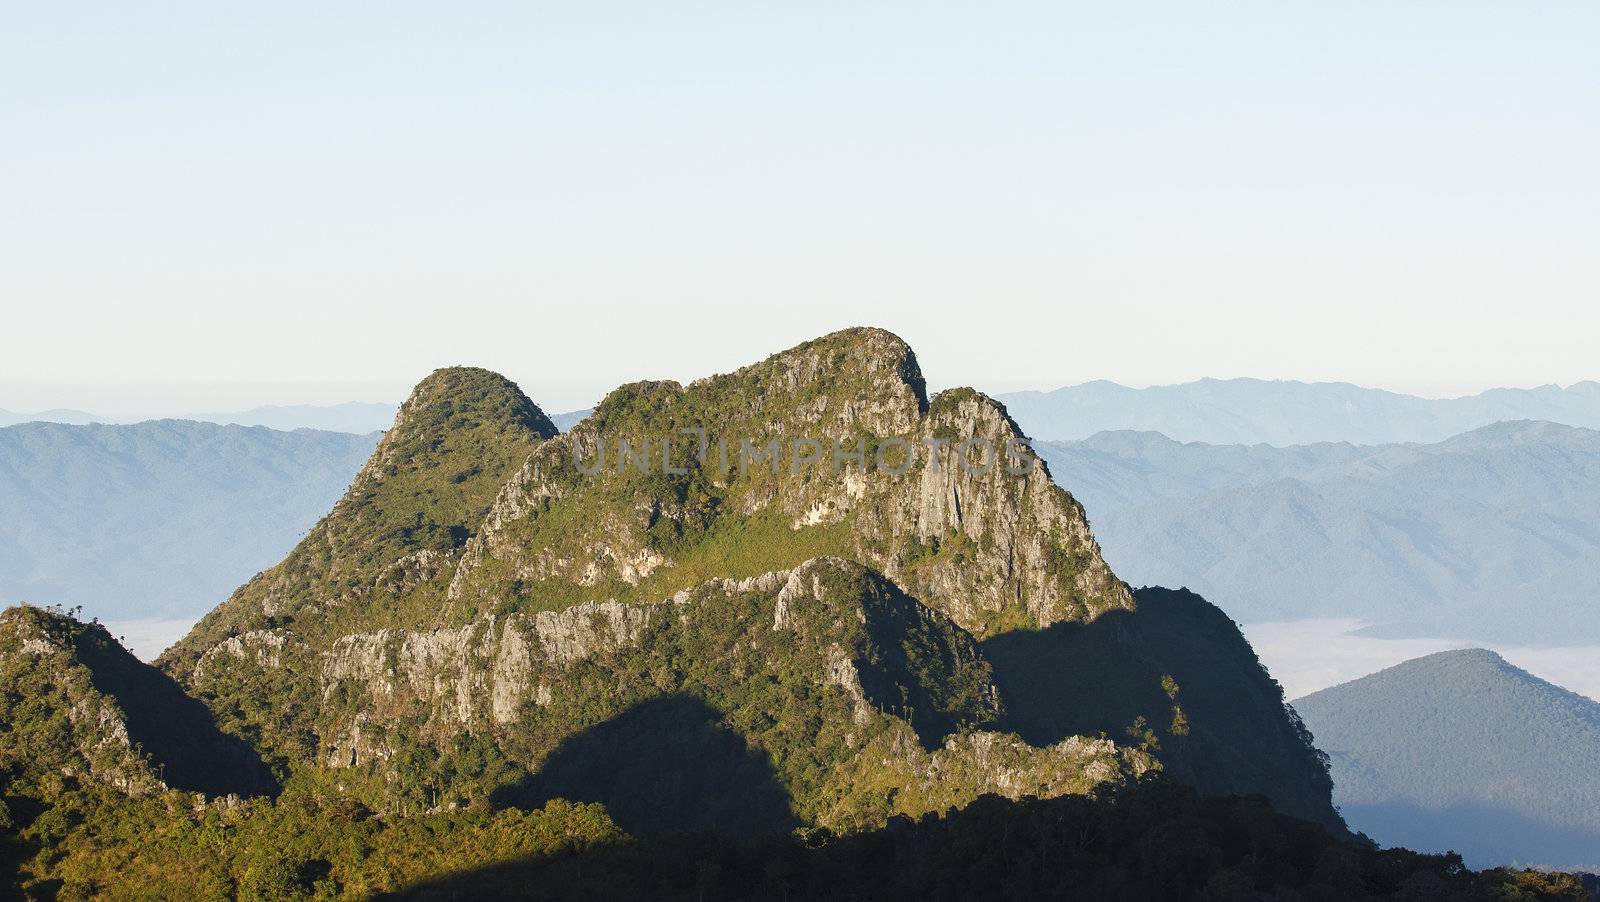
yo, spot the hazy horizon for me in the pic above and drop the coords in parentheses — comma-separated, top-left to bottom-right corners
(6, 370, 1599, 424)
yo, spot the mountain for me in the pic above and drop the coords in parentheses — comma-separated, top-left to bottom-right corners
(0, 420, 380, 623)
(1000, 378, 1600, 445)
(38, 331, 1586, 896)
(156, 329, 1339, 833)
(190, 401, 399, 434)
(1033, 421, 1600, 643)
(1294, 649, 1600, 870)
(0, 407, 104, 426)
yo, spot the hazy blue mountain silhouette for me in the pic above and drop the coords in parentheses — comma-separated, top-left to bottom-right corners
(0, 420, 380, 623)
(1294, 648, 1600, 870)
(549, 408, 592, 431)
(0, 407, 105, 426)
(1001, 377, 1600, 444)
(189, 401, 399, 433)
(1033, 421, 1600, 643)
(0, 403, 598, 433)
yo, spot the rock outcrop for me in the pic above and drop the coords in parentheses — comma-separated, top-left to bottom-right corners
(445, 329, 1130, 635)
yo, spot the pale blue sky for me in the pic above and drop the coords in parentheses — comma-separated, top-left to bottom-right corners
(4, 2, 1597, 416)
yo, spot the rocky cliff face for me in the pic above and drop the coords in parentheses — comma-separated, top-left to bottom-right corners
(299, 557, 1151, 829)
(155, 328, 1340, 834)
(445, 329, 1129, 635)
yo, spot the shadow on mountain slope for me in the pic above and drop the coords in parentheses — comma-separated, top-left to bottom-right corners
(981, 587, 1341, 831)
(392, 778, 1593, 901)
(491, 694, 798, 838)
(71, 624, 277, 797)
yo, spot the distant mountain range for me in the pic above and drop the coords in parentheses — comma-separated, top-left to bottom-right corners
(1034, 420, 1600, 645)
(1000, 378, 1600, 445)
(550, 407, 593, 431)
(189, 401, 399, 433)
(1295, 648, 1600, 870)
(0, 407, 103, 426)
(0, 403, 397, 433)
(221, 403, 591, 433)
(198, 402, 602, 433)
(0, 420, 380, 623)
(21, 375, 1600, 447)
(0, 402, 595, 435)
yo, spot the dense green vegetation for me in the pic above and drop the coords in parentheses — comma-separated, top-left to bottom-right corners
(0, 606, 272, 799)
(0, 592, 1132, 897)
(2, 773, 619, 900)
(6, 738, 1585, 901)
(394, 778, 1594, 902)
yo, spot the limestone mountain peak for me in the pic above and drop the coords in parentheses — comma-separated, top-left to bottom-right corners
(148, 328, 1339, 839)
(446, 330, 1127, 636)
(361, 366, 556, 486)
(389, 366, 557, 442)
